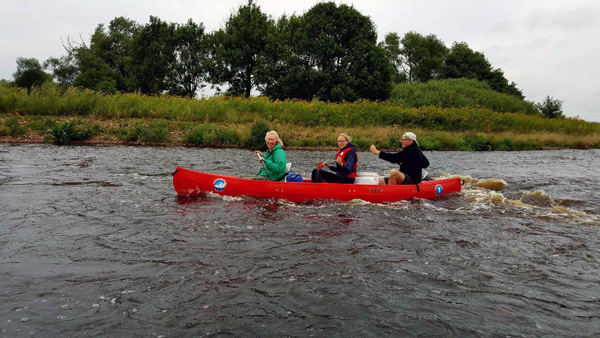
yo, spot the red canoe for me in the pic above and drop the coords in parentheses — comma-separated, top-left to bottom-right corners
(173, 167, 461, 203)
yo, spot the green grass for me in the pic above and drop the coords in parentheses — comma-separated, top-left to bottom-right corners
(390, 78, 538, 114)
(117, 120, 170, 143)
(1, 86, 599, 150)
(183, 124, 240, 146)
(0, 117, 28, 136)
(1, 87, 597, 136)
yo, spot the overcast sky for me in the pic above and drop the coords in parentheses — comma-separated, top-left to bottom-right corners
(1, 0, 599, 121)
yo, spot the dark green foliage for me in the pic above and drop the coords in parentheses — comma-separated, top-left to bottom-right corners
(209, 0, 272, 98)
(387, 134, 402, 149)
(536, 96, 564, 119)
(250, 119, 270, 148)
(349, 137, 371, 149)
(0, 79, 16, 88)
(491, 138, 514, 151)
(32, 4, 529, 105)
(183, 124, 239, 146)
(132, 16, 176, 95)
(168, 20, 209, 98)
(13, 58, 52, 94)
(512, 139, 544, 151)
(391, 78, 537, 114)
(26, 118, 57, 131)
(118, 120, 169, 143)
(443, 42, 524, 99)
(418, 138, 442, 151)
(296, 138, 319, 147)
(381, 33, 405, 84)
(44, 55, 78, 90)
(399, 31, 448, 83)
(460, 133, 491, 151)
(261, 2, 392, 102)
(48, 122, 92, 144)
(0, 118, 27, 136)
(70, 17, 140, 93)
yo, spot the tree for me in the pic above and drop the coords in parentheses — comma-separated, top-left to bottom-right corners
(168, 19, 209, 98)
(13, 57, 51, 93)
(381, 32, 407, 84)
(0, 79, 16, 88)
(209, 0, 272, 97)
(536, 96, 564, 118)
(131, 16, 176, 95)
(443, 42, 524, 99)
(56, 17, 139, 93)
(261, 2, 392, 102)
(255, 14, 314, 100)
(399, 31, 448, 83)
(44, 55, 78, 89)
(93, 17, 140, 92)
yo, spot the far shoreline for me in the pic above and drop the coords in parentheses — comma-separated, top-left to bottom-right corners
(2, 112, 599, 151)
(0, 135, 585, 152)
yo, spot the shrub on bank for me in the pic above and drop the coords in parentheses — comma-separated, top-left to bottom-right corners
(183, 124, 240, 146)
(48, 122, 92, 144)
(390, 78, 538, 115)
(2, 87, 598, 135)
(117, 120, 170, 143)
(249, 120, 270, 148)
(0, 117, 28, 136)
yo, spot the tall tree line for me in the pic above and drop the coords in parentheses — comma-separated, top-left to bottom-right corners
(12, 0, 526, 103)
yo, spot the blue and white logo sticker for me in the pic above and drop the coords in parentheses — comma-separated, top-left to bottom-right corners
(435, 184, 443, 195)
(214, 178, 227, 191)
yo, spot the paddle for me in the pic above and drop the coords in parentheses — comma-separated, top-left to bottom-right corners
(256, 152, 269, 177)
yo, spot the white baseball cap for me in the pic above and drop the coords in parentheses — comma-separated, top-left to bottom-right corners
(402, 132, 418, 145)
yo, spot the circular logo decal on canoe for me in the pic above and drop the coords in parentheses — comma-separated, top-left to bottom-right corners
(435, 184, 443, 195)
(214, 178, 227, 191)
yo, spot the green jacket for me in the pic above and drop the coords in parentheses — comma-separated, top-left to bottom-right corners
(257, 144, 287, 180)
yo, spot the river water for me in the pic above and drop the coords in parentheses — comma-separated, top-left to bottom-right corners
(1, 144, 599, 337)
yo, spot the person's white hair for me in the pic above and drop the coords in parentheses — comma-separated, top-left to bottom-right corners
(265, 130, 284, 147)
(338, 133, 352, 142)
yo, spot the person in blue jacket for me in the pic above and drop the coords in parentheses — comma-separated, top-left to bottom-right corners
(312, 133, 358, 183)
(369, 131, 429, 185)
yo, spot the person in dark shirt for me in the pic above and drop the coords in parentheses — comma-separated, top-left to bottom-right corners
(312, 133, 358, 183)
(369, 132, 429, 185)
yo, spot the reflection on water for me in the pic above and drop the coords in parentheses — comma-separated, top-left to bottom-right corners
(1, 144, 599, 337)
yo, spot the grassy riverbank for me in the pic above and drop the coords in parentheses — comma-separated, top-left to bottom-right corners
(1, 87, 599, 150)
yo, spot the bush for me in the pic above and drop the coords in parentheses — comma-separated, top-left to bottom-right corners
(183, 124, 239, 146)
(1, 87, 598, 136)
(296, 138, 320, 147)
(492, 138, 514, 151)
(48, 122, 91, 144)
(250, 120, 270, 148)
(117, 120, 170, 143)
(390, 78, 537, 114)
(535, 96, 564, 119)
(460, 133, 491, 151)
(387, 135, 402, 149)
(1, 118, 28, 136)
(350, 137, 372, 149)
(418, 138, 442, 151)
(513, 140, 543, 151)
(27, 118, 57, 131)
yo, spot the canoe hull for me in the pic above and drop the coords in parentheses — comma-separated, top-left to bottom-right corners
(173, 167, 461, 203)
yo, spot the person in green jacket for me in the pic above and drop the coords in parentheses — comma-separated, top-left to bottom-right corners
(254, 130, 287, 181)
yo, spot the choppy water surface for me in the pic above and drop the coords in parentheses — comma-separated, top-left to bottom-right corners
(1, 144, 599, 337)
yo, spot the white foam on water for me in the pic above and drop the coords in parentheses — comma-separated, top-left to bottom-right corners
(453, 175, 595, 224)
